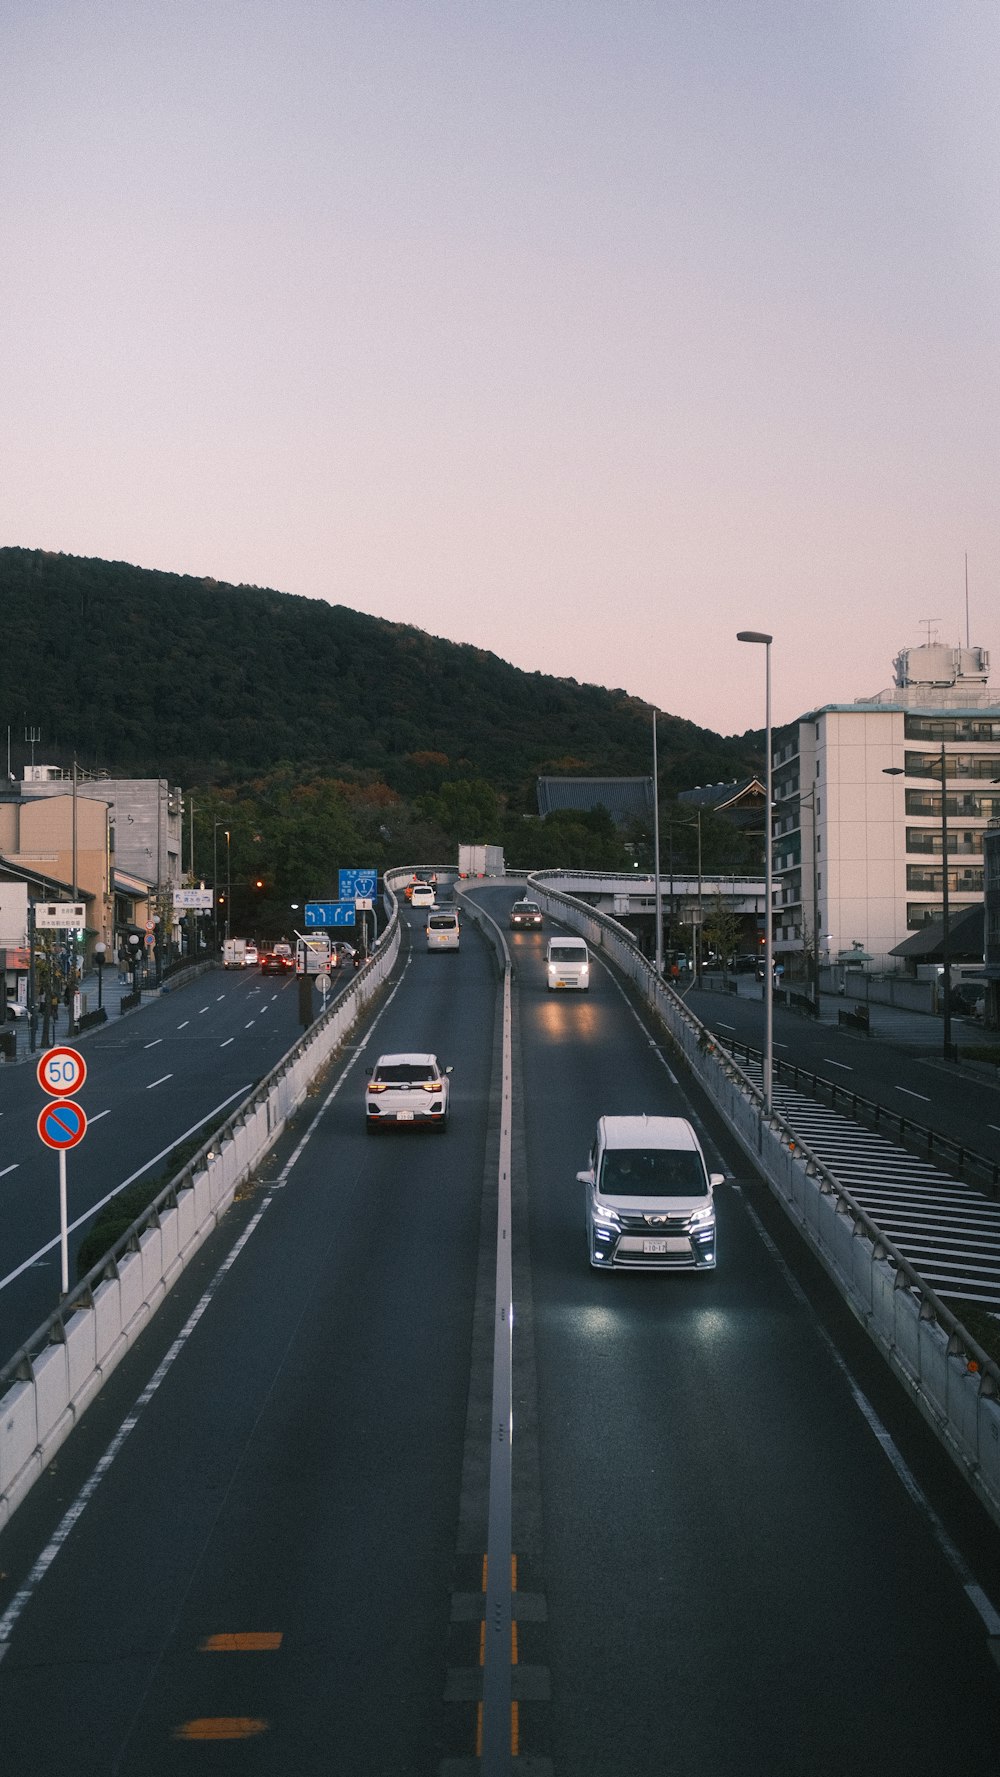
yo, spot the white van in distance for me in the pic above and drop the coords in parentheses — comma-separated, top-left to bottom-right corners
(426, 910, 460, 951)
(546, 936, 590, 990)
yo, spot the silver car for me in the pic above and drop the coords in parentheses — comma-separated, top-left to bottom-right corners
(580, 1114, 721, 1271)
(365, 1051, 452, 1132)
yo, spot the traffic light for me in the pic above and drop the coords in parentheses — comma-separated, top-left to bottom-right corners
(254, 878, 265, 891)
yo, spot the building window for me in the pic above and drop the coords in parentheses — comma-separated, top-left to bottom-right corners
(905, 751, 1000, 781)
(905, 864, 984, 893)
(905, 715, 1000, 743)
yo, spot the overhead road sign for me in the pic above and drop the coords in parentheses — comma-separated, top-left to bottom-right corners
(339, 869, 377, 901)
(37, 1047, 87, 1096)
(34, 902, 86, 930)
(304, 901, 356, 928)
(38, 1099, 88, 1151)
(173, 888, 214, 909)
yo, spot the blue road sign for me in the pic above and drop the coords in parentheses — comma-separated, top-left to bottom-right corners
(339, 868, 377, 900)
(304, 900, 357, 928)
(38, 1099, 88, 1150)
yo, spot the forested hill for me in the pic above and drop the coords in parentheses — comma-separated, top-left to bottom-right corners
(1, 548, 758, 796)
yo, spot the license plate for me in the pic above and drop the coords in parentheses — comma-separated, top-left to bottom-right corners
(396, 1110, 414, 1121)
(643, 1239, 667, 1254)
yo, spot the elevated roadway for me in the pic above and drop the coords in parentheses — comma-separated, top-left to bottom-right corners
(0, 887, 998, 1774)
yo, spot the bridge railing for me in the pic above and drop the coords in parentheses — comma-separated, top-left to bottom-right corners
(526, 870, 1000, 1530)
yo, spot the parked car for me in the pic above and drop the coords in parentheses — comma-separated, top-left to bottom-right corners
(365, 1052, 452, 1132)
(580, 1114, 722, 1272)
(509, 900, 543, 930)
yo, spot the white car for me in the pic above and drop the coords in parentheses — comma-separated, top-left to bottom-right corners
(365, 1052, 452, 1132)
(410, 883, 435, 910)
(580, 1114, 722, 1271)
(244, 944, 259, 966)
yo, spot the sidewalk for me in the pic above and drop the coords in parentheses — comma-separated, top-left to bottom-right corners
(690, 970, 992, 1054)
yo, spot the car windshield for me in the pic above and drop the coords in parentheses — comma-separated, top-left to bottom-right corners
(550, 943, 585, 960)
(375, 1064, 436, 1084)
(599, 1149, 706, 1197)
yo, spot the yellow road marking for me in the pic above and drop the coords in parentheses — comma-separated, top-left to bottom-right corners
(173, 1718, 267, 1741)
(200, 1632, 283, 1652)
(512, 1700, 520, 1755)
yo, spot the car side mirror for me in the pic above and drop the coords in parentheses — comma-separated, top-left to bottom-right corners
(709, 1173, 724, 1189)
(576, 1169, 595, 1186)
(445, 1065, 454, 1074)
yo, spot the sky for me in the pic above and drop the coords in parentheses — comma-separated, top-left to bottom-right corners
(2, 2, 998, 736)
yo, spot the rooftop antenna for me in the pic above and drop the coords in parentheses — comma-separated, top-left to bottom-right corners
(24, 724, 41, 768)
(919, 617, 941, 648)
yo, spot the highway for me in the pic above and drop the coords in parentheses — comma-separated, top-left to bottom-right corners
(1, 892, 999, 1774)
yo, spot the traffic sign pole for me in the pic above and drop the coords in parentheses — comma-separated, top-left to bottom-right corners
(59, 1151, 68, 1296)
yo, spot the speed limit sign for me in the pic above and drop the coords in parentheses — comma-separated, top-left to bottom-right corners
(37, 1046, 87, 1097)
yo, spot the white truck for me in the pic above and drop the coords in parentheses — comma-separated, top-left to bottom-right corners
(222, 938, 248, 968)
(457, 844, 505, 878)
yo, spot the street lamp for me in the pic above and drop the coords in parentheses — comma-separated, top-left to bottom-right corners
(738, 630, 774, 1110)
(884, 742, 953, 1061)
(94, 940, 106, 1011)
(798, 786, 822, 1014)
(652, 709, 662, 978)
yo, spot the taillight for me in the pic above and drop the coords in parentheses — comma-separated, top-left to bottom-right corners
(421, 1080, 443, 1093)
(368, 1082, 388, 1093)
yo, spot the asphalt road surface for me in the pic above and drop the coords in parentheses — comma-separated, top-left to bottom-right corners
(1, 896, 999, 1775)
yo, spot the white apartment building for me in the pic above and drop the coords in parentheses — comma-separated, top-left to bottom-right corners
(773, 643, 1000, 974)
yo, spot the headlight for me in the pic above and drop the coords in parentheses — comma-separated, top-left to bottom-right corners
(688, 1206, 715, 1229)
(591, 1202, 621, 1230)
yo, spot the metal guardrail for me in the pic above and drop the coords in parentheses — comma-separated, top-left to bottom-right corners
(526, 871, 1000, 1398)
(718, 1035, 1000, 1199)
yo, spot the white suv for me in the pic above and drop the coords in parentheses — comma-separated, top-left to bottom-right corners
(579, 1115, 721, 1271)
(365, 1052, 452, 1132)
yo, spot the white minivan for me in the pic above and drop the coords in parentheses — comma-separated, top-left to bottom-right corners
(580, 1114, 722, 1271)
(545, 936, 590, 990)
(426, 910, 460, 952)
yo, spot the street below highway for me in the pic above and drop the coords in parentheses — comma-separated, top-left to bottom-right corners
(0, 964, 343, 1361)
(0, 894, 999, 1774)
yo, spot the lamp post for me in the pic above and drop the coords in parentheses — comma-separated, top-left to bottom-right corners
(94, 940, 106, 1010)
(652, 710, 663, 977)
(738, 631, 774, 1110)
(885, 742, 952, 1061)
(798, 787, 822, 1013)
(212, 820, 222, 952)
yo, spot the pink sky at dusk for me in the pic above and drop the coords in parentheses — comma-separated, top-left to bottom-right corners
(2, 2, 997, 735)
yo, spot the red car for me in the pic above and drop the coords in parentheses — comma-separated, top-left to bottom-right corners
(260, 944, 294, 976)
